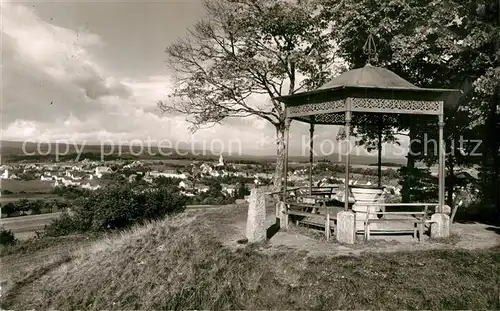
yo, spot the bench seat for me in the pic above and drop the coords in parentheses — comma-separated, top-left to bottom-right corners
(363, 211, 429, 242)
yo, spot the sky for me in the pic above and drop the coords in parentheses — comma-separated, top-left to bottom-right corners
(1, 0, 405, 158)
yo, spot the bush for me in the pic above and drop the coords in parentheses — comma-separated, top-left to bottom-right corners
(44, 184, 187, 236)
(1, 189, 13, 195)
(0, 227, 17, 246)
(44, 212, 84, 237)
(2, 202, 16, 216)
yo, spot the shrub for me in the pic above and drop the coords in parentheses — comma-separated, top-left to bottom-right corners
(0, 227, 17, 246)
(44, 184, 187, 236)
(2, 202, 16, 216)
(44, 212, 83, 237)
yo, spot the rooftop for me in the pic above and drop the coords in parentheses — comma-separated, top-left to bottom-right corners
(318, 64, 419, 90)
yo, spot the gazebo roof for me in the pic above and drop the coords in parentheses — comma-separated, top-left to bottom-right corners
(274, 64, 462, 125)
(317, 64, 420, 90)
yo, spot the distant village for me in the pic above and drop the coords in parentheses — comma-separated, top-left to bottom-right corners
(0, 154, 411, 200)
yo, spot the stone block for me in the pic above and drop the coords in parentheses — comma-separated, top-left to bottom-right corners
(336, 211, 356, 244)
(430, 213, 450, 239)
(276, 201, 288, 229)
(434, 205, 451, 215)
(443, 205, 451, 215)
(246, 188, 267, 243)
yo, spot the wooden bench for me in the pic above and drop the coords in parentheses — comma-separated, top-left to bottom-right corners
(285, 197, 334, 240)
(363, 203, 434, 242)
(311, 186, 339, 198)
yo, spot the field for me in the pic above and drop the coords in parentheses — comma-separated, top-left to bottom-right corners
(1, 212, 62, 240)
(1, 179, 54, 194)
(1, 205, 499, 310)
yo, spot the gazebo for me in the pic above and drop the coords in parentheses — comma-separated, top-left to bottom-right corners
(274, 62, 462, 241)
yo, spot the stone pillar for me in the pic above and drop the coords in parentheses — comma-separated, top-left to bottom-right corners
(430, 213, 450, 239)
(246, 188, 267, 243)
(336, 211, 356, 244)
(276, 201, 288, 230)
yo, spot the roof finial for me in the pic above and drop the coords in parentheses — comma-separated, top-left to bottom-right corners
(362, 33, 377, 65)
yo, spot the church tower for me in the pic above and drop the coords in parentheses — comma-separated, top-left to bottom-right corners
(217, 154, 224, 166)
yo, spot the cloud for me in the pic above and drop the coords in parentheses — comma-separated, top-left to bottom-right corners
(2, 2, 131, 101)
(0, 2, 403, 159)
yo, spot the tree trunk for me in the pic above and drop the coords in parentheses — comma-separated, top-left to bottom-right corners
(273, 123, 286, 202)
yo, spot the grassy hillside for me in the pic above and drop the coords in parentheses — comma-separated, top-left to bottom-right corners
(2, 212, 499, 310)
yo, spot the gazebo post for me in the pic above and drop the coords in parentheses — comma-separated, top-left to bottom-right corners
(377, 115, 382, 187)
(309, 122, 315, 195)
(282, 118, 291, 202)
(438, 113, 445, 213)
(344, 107, 352, 211)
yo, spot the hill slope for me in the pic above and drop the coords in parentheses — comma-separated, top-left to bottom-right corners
(2, 210, 499, 310)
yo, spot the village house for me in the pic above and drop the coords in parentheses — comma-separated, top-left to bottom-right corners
(209, 170, 220, 177)
(95, 166, 112, 178)
(199, 163, 213, 175)
(123, 160, 144, 169)
(40, 174, 53, 181)
(178, 180, 194, 190)
(221, 184, 237, 196)
(149, 169, 187, 180)
(81, 182, 101, 191)
(143, 173, 153, 183)
(1, 169, 10, 179)
(53, 178, 81, 187)
(196, 184, 210, 193)
(65, 170, 85, 180)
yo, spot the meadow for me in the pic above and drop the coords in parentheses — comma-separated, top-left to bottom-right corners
(1, 179, 54, 194)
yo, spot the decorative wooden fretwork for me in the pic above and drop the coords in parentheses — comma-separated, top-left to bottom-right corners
(350, 98, 441, 115)
(287, 99, 345, 117)
(314, 113, 345, 124)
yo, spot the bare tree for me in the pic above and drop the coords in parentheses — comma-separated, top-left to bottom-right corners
(159, 0, 337, 193)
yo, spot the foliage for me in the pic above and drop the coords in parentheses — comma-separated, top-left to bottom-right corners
(322, 0, 499, 211)
(313, 162, 399, 179)
(0, 227, 17, 246)
(1, 199, 70, 217)
(17, 172, 36, 181)
(153, 176, 182, 189)
(397, 167, 438, 203)
(44, 184, 187, 236)
(185, 178, 239, 205)
(235, 182, 250, 199)
(43, 212, 85, 237)
(1, 202, 16, 216)
(53, 185, 92, 200)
